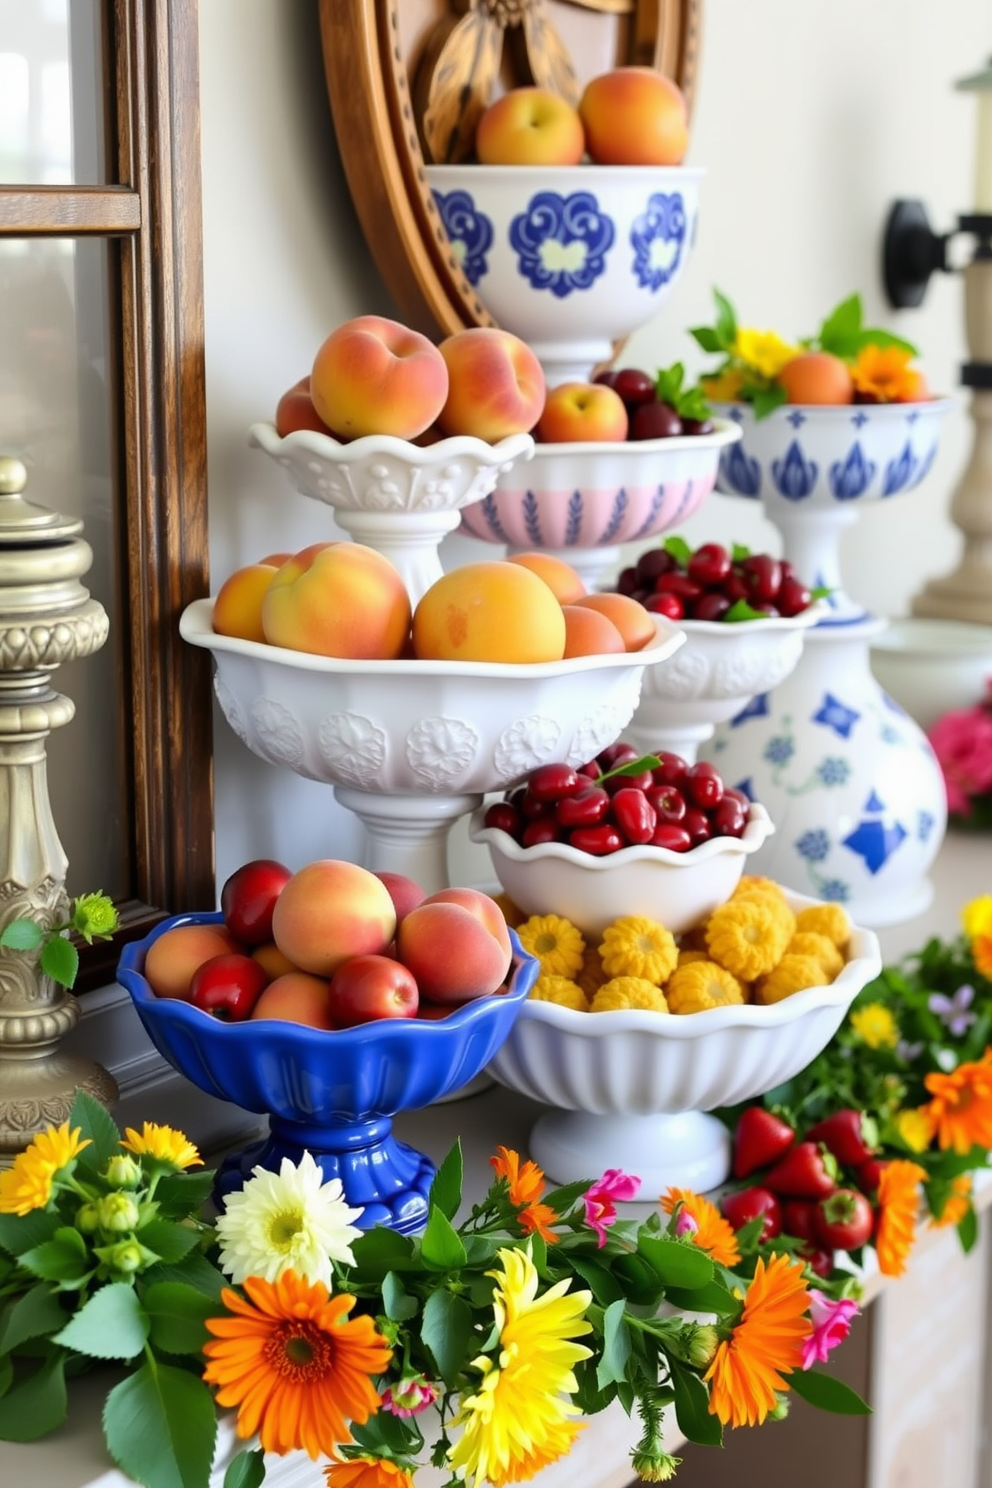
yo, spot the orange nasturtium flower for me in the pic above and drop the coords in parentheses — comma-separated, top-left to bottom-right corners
(325, 1460, 415, 1488)
(703, 1253, 812, 1428)
(490, 1145, 558, 1244)
(203, 1271, 392, 1460)
(850, 344, 922, 402)
(923, 1049, 992, 1155)
(929, 1173, 973, 1230)
(661, 1187, 741, 1268)
(874, 1159, 927, 1277)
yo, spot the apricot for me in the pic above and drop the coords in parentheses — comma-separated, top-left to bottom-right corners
(212, 563, 281, 645)
(252, 942, 298, 980)
(579, 68, 688, 167)
(507, 552, 587, 604)
(261, 541, 412, 660)
(572, 592, 656, 652)
(778, 352, 854, 406)
(436, 329, 545, 443)
(275, 376, 333, 438)
(396, 901, 511, 1005)
(476, 87, 585, 167)
(310, 315, 449, 441)
(250, 972, 335, 1029)
(412, 561, 566, 664)
(144, 923, 239, 1001)
(561, 604, 626, 658)
(271, 859, 397, 977)
(424, 887, 513, 962)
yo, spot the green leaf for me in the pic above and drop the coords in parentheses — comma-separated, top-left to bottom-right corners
(104, 1360, 218, 1488)
(420, 1207, 467, 1272)
(143, 1252, 228, 1302)
(224, 1449, 266, 1488)
(142, 1281, 217, 1356)
(713, 287, 738, 347)
(731, 542, 751, 562)
(381, 1271, 419, 1322)
(153, 1171, 216, 1219)
(53, 1282, 149, 1360)
(957, 1205, 979, 1254)
(670, 1358, 723, 1446)
(20, 1231, 91, 1285)
(0, 1209, 60, 1258)
(787, 1367, 871, 1415)
(689, 326, 724, 354)
(348, 1225, 416, 1278)
(662, 535, 693, 568)
(637, 1235, 714, 1291)
(609, 1253, 665, 1307)
(421, 1289, 472, 1387)
(751, 382, 789, 420)
(39, 935, 78, 988)
(70, 1088, 123, 1174)
(853, 327, 918, 356)
(567, 1253, 624, 1307)
(573, 1356, 618, 1416)
(595, 1299, 631, 1388)
(724, 598, 769, 623)
(655, 362, 685, 407)
(543, 1178, 593, 1215)
(135, 1221, 200, 1266)
(0, 1353, 11, 1399)
(0, 1283, 67, 1354)
(0, 919, 44, 951)
(664, 1280, 739, 1316)
(0, 1349, 67, 1441)
(428, 1140, 463, 1222)
(817, 294, 862, 354)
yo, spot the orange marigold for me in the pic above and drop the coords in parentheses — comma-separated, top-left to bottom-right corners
(326, 1459, 415, 1488)
(850, 344, 921, 403)
(704, 1253, 812, 1428)
(923, 1049, 992, 1154)
(662, 1187, 741, 1267)
(491, 1146, 558, 1244)
(929, 1174, 973, 1230)
(973, 934, 992, 981)
(874, 1160, 926, 1278)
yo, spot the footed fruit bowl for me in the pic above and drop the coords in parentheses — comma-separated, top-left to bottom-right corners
(117, 913, 539, 1233)
(487, 888, 881, 1194)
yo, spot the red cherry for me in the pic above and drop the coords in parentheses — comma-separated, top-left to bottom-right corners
(645, 592, 684, 620)
(682, 807, 712, 846)
(741, 553, 783, 603)
(654, 572, 704, 603)
(556, 787, 611, 828)
(610, 787, 657, 844)
(685, 762, 725, 810)
(520, 791, 554, 821)
(616, 565, 641, 595)
(578, 760, 602, 781)
(484, 802, 520, 837)
(682, 416, 715, 436)
(652, 752, 688, 787)
(604, 768, 653, 795)
(650, 822, 692, 852)
(631, 402, 683, 440)
(636, 548, 679, 583)
(687, 542, 731, 587)
(724, 787, 752, 811)
(593, 368, 621, 389)
(522, 819, 560, 848)
(569, 824, 624, 855)
(598, 742, 641, 770)
(777, 576, 813, 617)
(711, 797, 746, 837)
(646, 784, 686, 823)
(689, 592, 731, 622)
(613, 367, 657, 407)
(721, 572, 750, 604)
(526, 763, 584, 803)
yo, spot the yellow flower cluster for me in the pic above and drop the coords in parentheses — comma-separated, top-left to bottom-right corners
(509, 879, 850, 1017)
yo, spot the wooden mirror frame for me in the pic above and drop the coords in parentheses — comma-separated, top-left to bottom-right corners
(320, 0, 703, 339)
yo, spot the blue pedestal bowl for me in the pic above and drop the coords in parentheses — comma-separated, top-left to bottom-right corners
(117, 913, 538, 1233)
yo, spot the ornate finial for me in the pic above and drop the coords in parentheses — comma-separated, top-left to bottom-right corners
(0, 456, 27, 497)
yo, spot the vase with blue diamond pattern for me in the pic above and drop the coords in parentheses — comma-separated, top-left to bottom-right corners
(709, 617, 947, 926)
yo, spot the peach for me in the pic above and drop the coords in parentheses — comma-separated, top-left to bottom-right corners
(275, 376, 334, 438)
(271, 859, 397, 977)
(537, 382, 628, 445)
(252, 941, 298, 980)
(310, 315, 449, 441)
(258, 552, 293, 568)
(778, 353, 854, 406)
(423, 886, 513, 962)
(212, 562, 280, 645)
(572, 592, 657, 652)
(251, 972, 335, 1029)
(412, 561, 566, 664)
(144, 923, 239, 1001)
(261, 541, 411, 660)
(579, 68, 688, 167)
(396, 901, 511, 1004)
(476, 86, 585, 167)
(374, 871, 427, 924)
(506, 552, 587, 604)
(436, 328, 545, 443)
(561, 603, 626, 658)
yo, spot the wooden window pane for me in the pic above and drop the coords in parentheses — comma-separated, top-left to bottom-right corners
(0, 0, 105, 186)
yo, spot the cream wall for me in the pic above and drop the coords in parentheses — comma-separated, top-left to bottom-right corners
(198, 0, 992, 891)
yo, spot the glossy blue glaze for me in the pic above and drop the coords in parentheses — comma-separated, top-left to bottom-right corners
(117, 913, 539, 1233)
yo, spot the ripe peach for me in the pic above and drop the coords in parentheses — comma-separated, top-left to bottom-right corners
(271, 859, 397, 977)
(423, 887, 513, 962)
(572, 592, 657, 652)
(258, 552, 293, 568)
(778, 353, 854, 406)
(396, 901, 511, 1004)
(261, 541, 411, 660)
(412, 561, 566, 664)
(252, 941, 298, 980)
(507, 552, 587, 604)
(436, 328, 545, 443)
(537, 382, 628, 444)
(561, 604, 626, 658)
(275, 376, 333, 438)
(310, 315, 449, 441)
(212, 563, 280, 645)
(251, 972, 335, 1029)
(374, 871, 427, 925)
(144, 924, 240, 1001)
(476, 86, 585, 167)
(579, 68, 688, 167)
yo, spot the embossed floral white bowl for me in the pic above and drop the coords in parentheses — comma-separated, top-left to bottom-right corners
(249, 423, 535, 603)
(625, 607, 825, 763)
(469, 802, 775, 939)
(486, 887, 882, 1193)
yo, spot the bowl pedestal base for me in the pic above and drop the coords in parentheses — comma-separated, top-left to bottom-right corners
(214, 1114, 435, 1235)
(529, 1108, 732, 1196)
(334, 786, 483, 896)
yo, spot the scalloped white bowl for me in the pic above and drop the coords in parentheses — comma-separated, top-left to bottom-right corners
(469, 802, 774, 939)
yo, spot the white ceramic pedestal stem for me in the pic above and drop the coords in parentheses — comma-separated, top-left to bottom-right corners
(774, 505, 864, 622)
(331, 509, 463, 606)
(333, 786, 482, 895)
(530, 1109, 732, 1194)
(624, 717, 711, 765)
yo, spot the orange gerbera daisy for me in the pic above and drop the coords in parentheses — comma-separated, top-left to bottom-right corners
(490, 1146, 558, 1244)
(325, 1458, 415, 1488)
(874, 1159, 926, 1277)
(929, 1173, 972, 1230)
(923, 1049, 992, 1154)
(973, 934, 992, 981)
(203, 1271, 392, 1460)
(703, 1253, 812, 1428)
(661, 1188, 741, 1268)
(850, 344, 921, 402)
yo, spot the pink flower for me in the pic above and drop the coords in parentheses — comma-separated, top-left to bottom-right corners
(928, 707, 992, 816)
(583, 1168, 641, 1247)
(381, 1375, 438, 1418)
(801, 1290, 860, 1369)
(673, 1207, 699, 1239)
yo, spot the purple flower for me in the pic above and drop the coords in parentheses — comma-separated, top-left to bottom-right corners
(896, 1039, 925, 1064)
(583, 1168, 641, 1247)
(928, 984, 976, 1037)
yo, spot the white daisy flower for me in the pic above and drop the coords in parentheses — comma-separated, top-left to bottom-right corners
(214, 1151, 363, 1286)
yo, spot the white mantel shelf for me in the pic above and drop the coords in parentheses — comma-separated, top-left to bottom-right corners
(2, 831, 990, 1488)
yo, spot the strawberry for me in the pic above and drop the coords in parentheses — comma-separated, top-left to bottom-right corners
(720, 1186, 782, 1242)
(762, 1140, 839, 1199)
(806, 1109, 878, 1168)
(731, 1107, 795, 1179)
(854, 1157, 889, 1200)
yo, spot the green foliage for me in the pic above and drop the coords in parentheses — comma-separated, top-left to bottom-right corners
(103, 1361, 218, 1488)
(0, 895, 119, 989)
(428, 1140, 463, 1221)
(223, 1450, 266, 1488)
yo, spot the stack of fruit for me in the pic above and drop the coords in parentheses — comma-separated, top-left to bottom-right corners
(614, 537, 823, 623)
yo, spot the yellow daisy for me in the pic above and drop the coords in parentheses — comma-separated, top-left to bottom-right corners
(895, 1107, 935, 1154)
(516, 915, 586, 979)
(121, 1122, 201, 1170)
(849, 1003, 899, 1050)
(962, 895, 992, 940)
(705, 899, 792, 981)
(732, 328, 801, 380)
(0, 1122, 90, 1215)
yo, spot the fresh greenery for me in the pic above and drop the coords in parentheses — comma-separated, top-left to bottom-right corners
(0, 893, 119, 988)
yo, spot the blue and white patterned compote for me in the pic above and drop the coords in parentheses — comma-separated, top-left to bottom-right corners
(707, 397, 955, 927)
